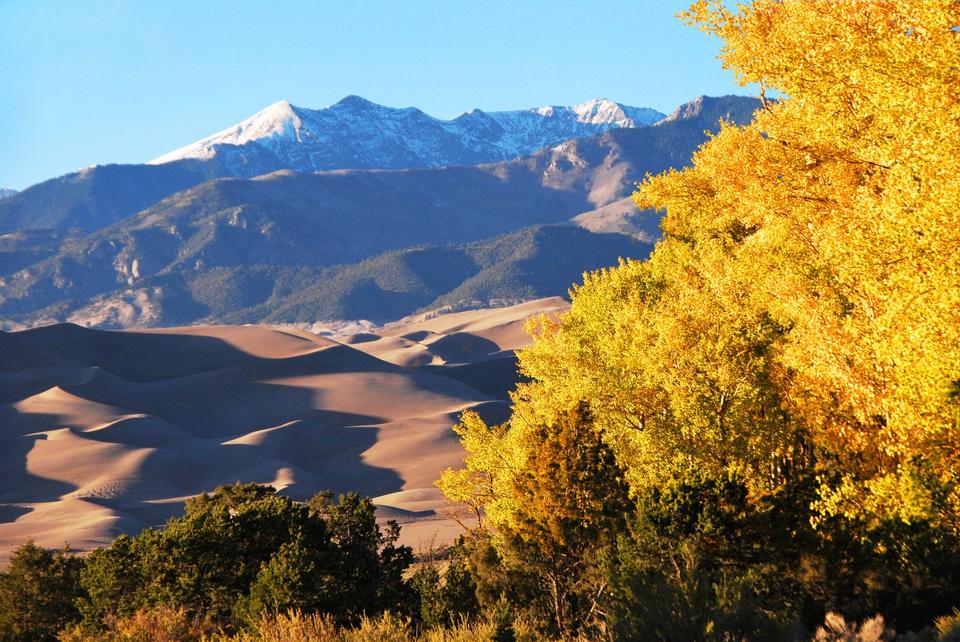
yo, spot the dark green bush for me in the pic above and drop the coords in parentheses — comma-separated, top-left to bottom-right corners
(0, 542, 84, 642)
(76, 483, 413, 633)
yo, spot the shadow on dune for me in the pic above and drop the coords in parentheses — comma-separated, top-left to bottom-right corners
(468, 400, 513, 427)
(0, 505, 31, 523)
(425, 355, 527, 400)
(422, 332, 502, 364)
(0, 407, 79, 506)
(8, 324, 274, 383)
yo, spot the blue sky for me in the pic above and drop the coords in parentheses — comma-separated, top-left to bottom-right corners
(1, 0, 750, 190)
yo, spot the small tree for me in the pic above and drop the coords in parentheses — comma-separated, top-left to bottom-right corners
(0, 542, 84, 641)
(458, 403, 633, 638)
(307, 491, 415, 623)
(411, 539, 481, 630)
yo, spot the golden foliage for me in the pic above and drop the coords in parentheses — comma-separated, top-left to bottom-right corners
(440, 0, 960, 531)
(59, 606, 217, 642)
(437, 410, 526, 529)
(651, 0, 960, 522)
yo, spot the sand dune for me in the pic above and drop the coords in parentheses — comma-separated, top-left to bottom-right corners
(0, 298, 567, 563)
(344, 297, 568, 366)
(341, 297, 569, 400)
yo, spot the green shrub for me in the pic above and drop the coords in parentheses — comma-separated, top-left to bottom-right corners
(608, 471, 805, 641)
(0, 542, 84, 642)
(75, 484, 413, 632)
(412, 539, 481, 631)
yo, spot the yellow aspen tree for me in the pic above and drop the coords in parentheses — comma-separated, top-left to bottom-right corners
(639, 0, 960, 523)
(440, 0, 960, 534)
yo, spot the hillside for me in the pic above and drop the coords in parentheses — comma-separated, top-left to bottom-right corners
(4, 226, 644, 328)
(0, 160, 228, 233)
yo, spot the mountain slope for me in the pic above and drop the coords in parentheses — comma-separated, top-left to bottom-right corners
(150, 96, 665, 176)
(221, 225, 648, 323)
(6, 225, 646, 328)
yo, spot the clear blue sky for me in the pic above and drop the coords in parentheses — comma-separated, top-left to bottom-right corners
(0, 0, 750, 190)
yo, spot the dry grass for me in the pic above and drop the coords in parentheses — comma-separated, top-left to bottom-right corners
(936, 609, 960, 642)
(60, 609, 541, 642)
(59, 606, 218, 642)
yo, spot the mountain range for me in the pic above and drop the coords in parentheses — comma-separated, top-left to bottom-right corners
(149, 96, 665, 176)
(0, 94, 760, 330)
(0, 96, 669, 235)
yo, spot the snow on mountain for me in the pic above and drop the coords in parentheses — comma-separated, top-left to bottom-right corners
(152, 100, 303, 164)
(570, 98, 661, 128)
(0, 188, 17, 200)
(149, 96, 666, 177)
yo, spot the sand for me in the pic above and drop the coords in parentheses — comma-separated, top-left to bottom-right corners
(0, 298, 568, 564)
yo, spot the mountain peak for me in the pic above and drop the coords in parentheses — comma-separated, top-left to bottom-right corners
(573, 97, 619, 110)
(247, 100, 300, 133)
(572, 98, 629, 125)
(262, 99, 295, 114)
(570, 98, 666, 128)
(331, 95, 377, 109)
(149, 100, 302, 165)
(660, 95, 710, 122)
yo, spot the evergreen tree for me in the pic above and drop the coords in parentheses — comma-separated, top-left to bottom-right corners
(445, 403, 633, 638)
(76, 484, 414, 632)
(411, 539, 481, 630)
(308, 491, 415, 623)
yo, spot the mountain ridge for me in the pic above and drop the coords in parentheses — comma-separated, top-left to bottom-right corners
(5, 225, 643, 329)
(149, 96, 666, 175)
(0, 95, 754, 236)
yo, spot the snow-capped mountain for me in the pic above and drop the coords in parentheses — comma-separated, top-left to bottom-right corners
(0, 188, 17, 200)
(149, 96, 665, 176)
(1, 94, 763, 329)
